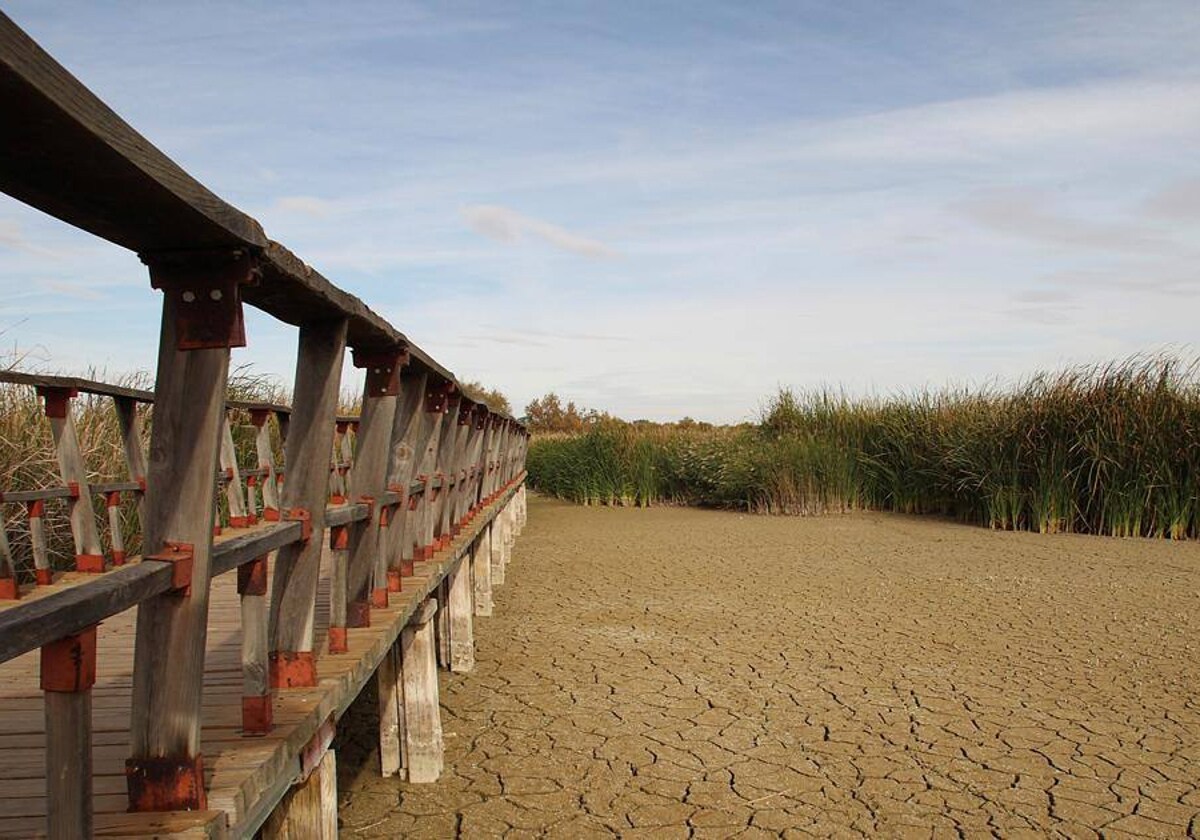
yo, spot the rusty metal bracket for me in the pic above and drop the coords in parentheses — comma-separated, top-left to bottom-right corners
(284, 507, 312, 541)
(143, 248, 258, 350)
(36, 385, 77, 419)
(40, 625, 97, 693)
(145, 542, 195, 595)
(352, 345, 409, 397)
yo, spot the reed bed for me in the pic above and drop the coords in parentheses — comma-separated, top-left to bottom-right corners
(527, 356, 1200, 539)
(0, 367, 295, 581)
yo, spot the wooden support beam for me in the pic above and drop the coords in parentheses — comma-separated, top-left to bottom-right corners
(490, 516, 506, 587)
(249, 409, 280, 521)
(447, 554, 475, 673)
(376, 643, 404, 777)
(41, 624, 96, 840)
(261, 746, 337, 839)
(382, 369, 428, 586)
(342, 347, 403, 629)
(268, 318, 347, 687)
(0, 514, 17, 599)
(401, 598, 443, 783)
(40, 386, 105, 572)
(27, 498, 50, 585)
(239, 554, 272, 735)
(472, 530, 493, 617)
(414, 381, 449, 562)
(128, 251, 246, 813)
(114, 396, 148, 526)
(220, 412, 250, 528)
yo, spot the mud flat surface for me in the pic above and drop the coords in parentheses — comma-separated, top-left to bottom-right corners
(337, 494, 1200, 838)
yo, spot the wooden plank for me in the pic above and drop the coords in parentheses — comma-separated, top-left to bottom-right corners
(0, 13, 267, 252)
(0, 371, 154, 404)
(268, 319, 347, 683)
(128, 283, 234, 809)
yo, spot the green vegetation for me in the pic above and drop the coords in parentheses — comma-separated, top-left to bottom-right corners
(527, 356, 1200, 539)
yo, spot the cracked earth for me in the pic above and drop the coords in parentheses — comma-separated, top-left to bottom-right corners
(336, 494, 1200, 838)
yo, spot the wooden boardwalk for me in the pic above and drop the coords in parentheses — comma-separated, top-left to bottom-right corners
(0, 12, 530, 837)
(0, 485, 520, 838)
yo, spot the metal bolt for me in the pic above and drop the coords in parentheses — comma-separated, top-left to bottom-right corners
(182, 291, 196, 303)
(210, 289, 223, 301)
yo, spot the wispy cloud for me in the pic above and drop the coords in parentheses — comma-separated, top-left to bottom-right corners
(460, 205, 616, 259)
(270, 195, 334, 218)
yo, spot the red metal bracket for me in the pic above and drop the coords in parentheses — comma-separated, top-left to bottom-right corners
(328, 627, 348, 654)
(26, 498, 45, 519)
(37, 386, 77, 419)
(126, 755, 207, 812)
(359, 495, 376, 522)
(137, 475, 148, 493)
(330, 524, 349, 551)
(347, 599, 370, 628)
(371, 587, 388, 609)
(249, 408, 271, 428)
(425, 379, 455, 413)
(242, 694, 273, 736)
(41, 625, 97, 693)
(263, 506, 280, 522)
(237, 554, 268, 597)
(284, 508, 312, 541)
(67, 481, 80, 499)
(0, 577, 17, 600)
(145, 542, 194, 595)
(143, 248, 257, 350)
(352, 345, 409, 398)
(387, 569, 402, 592)
(76, 553, 105, 574)
(269, 650, 317, 688)
(458, 402, 473, 426)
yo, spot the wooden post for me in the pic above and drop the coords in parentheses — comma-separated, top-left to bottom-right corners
(472, 529, 493, 617)
(114, 396, 148, 525)
(105, 491, 126, 565)
(381, 369, 428, 586)
(376, 643, 404, 776)
(42, 625, 96, 840)
(39, 386, 105, 573)
(127, 249, 249, 812)
(414, 380, 450, 563)
(262, 745, 337, 839)
(401, 598, 443, 783)
(27, 499, 50, 585)
(220, 411, 250, 527)
(490, 516, 505, 587)
(268, 318, 347, 687)
(250, 409, 280, 521)
(447, 553, 474, 672)
(429, 391, 461, 552)
(0, 514, 17, 599)
(342, 347, 404, 629)
(239, 553, 272, 735)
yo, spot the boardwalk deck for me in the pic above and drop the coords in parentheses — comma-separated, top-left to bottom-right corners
(0, 482, 520, 838)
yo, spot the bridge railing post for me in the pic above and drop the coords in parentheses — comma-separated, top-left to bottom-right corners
(268, 318, 347, 687)
(341, 346, 405, 632)
(126, 248, 249, 812)
(383, 369, 428, 587)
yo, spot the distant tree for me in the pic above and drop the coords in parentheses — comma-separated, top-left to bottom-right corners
(524, 392, 612, 434)
(459, 380, 513, 415)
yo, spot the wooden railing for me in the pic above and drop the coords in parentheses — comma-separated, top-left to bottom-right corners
(0, 12, 528, 838)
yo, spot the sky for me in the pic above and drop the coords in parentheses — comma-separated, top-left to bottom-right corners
(1, 1, 1199, 422)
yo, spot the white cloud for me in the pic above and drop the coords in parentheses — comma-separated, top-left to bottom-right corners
(460, 205, 616, 259)
(270, 195, 334, 218)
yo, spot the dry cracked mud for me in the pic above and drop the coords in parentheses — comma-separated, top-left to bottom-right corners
(336, 494, 1200, 838)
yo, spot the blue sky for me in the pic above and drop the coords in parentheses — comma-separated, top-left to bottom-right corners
(1, 1, 1199, 422)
